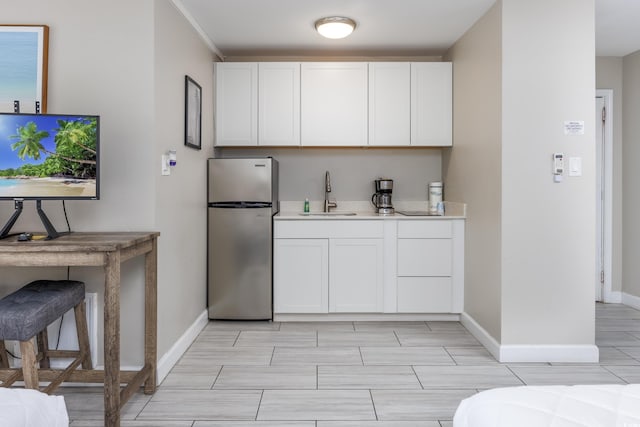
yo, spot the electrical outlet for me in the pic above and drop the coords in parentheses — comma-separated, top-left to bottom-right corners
(47, 292, 98, 368)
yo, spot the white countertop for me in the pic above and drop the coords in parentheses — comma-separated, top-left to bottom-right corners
(276, 201, 466, 220)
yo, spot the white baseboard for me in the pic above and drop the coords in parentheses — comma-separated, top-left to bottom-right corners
(499, 345, 599, 363)
(461, 312, 599, 363)
(274, 313, 460, 322)
(622, 292, 640, 311)
(460, 312, 501, 360)
(604, 290, 622, 304)
(157, 309, 208, 384)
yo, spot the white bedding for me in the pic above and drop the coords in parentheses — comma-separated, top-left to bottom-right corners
(0, 388, 69, 427)
(453, 384, 640, 427)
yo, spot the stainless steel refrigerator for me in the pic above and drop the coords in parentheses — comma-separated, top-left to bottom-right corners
(207, 157, 279, 320)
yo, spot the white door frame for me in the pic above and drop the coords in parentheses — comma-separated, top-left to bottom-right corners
(596, 89, 615, 302)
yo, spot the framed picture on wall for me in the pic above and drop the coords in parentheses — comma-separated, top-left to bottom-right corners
(0, 25, 49, 113)
(184, 75, 202, 150)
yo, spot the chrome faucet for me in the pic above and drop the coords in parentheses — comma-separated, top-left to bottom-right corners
(324, 171, 338, 212)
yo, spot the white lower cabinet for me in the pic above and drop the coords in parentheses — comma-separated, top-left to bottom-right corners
(274, 236, 384, 314)
(397, 277, 453, 313)
(274, 218, 464, 315)
(329, 239, 384, 312)
(396, 220, 464, 313)
(397, 239, 452, 277)
(274, 239, 328, 313)
(274, 220, 384, 314)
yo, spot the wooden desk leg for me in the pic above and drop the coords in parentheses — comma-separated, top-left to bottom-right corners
(144, 236, 158, 394)
(104, 250, 121, 427)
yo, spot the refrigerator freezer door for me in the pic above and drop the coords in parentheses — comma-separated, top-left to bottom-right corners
(208, 207, 273, 319)
(208, 158, 274, 203)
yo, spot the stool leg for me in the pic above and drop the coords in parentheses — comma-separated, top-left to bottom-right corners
(37, 329, 51, 369)
(20, 338, 39, 390)
(0, 340, 9, 368)
(74, 301, 92, 369)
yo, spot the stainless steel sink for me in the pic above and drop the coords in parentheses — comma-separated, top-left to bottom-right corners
(298, 212, 358, 216)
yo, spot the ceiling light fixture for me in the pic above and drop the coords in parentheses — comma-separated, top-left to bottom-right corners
(315, 16, 356, 39)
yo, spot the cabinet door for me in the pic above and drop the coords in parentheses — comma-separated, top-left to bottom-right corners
(329, 239, 384, 312)
(274, 239, 328, 313)
(397, 239, 452, 277)
(369, 62, 410, 146)
(301, 63, 368, 146)
(259, 63, 300, 146)
(411, 62, 452, 146)
(215, 63, 258, 146)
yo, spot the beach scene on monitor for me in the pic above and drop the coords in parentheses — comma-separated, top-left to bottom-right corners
(0, 114, 97, 198)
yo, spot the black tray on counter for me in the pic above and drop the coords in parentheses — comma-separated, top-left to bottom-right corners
(396, 210, 442, 216)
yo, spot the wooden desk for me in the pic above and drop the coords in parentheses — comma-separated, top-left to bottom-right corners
(0, 232, 159, 427)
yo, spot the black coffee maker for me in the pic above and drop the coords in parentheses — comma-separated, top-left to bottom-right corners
(372, 178, 394, 215)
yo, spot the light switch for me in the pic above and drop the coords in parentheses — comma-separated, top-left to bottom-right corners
(569, 157, 582, 177)
(161, 155, 170, 176)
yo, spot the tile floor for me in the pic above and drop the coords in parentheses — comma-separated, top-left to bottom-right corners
(60, 303, 640, 426)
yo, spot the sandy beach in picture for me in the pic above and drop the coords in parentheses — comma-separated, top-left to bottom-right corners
(0, 177, 96, 198)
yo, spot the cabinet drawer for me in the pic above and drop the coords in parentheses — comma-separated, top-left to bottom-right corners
(397, 220, 452, 238)
(397, 277, 452, 313)
(397, 239, 452, 276)
(275, 220, 384, 239)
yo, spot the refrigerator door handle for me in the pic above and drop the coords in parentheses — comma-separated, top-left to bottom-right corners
(208, 202, 272, 209)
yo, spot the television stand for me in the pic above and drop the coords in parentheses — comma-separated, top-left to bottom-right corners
(0, 199, 62, 240)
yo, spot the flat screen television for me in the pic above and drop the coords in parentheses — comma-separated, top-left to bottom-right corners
(0, 112, 99, 239)
(0, 112, 99, 200)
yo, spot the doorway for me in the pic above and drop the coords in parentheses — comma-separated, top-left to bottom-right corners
(596, 90, 613, 302)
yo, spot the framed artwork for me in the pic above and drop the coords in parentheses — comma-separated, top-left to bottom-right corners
(184, 75, 202, 150)
(0, 25, 49, 113)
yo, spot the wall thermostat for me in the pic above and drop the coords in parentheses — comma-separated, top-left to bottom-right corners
(553, 152, 564, 182)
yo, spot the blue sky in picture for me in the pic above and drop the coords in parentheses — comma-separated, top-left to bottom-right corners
(0, 114, 63, 170)
(0, 30, 38, 100)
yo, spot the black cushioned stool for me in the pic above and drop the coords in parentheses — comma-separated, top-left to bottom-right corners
(0, 280, 92, 393)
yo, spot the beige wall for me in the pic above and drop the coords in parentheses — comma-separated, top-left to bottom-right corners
(444, 2, 503, 342)
(501, 0, 596, 345)
(445, 0, 597, 351)
(595, 57, 623, 294)
(0, 0, 214, 366)
(623, 50, 640, 298)
(0, 0, 155, 365)
(153, 0, 214, 361)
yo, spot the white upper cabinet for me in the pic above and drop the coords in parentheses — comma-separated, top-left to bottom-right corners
(411, 62, 453, 146)
(215, 63, 258, 146)
(369, 62, 411, 146)
(301, 62, 368, 146)
(216, 62, 300, 147)
(258, 63, 300, 146)
(214, 61, 452, 147)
